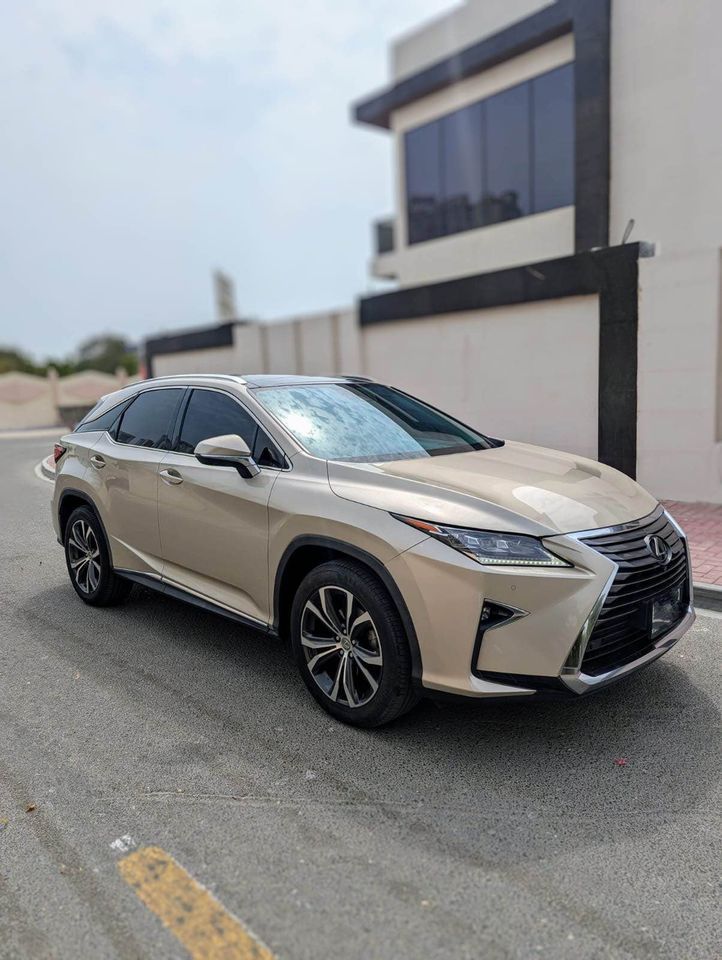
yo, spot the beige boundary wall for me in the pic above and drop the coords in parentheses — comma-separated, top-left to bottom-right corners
(150, 296, 600, 464)
(151, 309, 361, 380)
(0, 369, 137, 430)
(362, 295, 600, 462)
(145, 280, 722, 503)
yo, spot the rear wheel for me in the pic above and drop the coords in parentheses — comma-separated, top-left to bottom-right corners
(290, 560, 418, 727)
(64, 506, 132, 607)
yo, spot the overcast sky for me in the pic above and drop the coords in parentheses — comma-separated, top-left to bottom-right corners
(0, 0, 451, 360)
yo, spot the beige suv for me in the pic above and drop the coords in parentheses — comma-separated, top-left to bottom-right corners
(52, 374, 694, 727)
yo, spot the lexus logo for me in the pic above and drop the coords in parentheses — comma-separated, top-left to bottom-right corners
(645, 534, 672, 566)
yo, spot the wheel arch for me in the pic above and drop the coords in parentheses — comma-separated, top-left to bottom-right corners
(273, 535, 422, 684)
(58, 488, 111, 552)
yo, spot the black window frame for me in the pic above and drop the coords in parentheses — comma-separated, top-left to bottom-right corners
(113, 387, 185, 451)
(404, 119, 443, 244)
(404, 61, 575, 245)
(172, 387, 288, 470)
(484, 79, 532, 224)
(74, 397, 133, 437)
(531, 62, 576, 215)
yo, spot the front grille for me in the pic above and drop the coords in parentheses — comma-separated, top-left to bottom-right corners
(579, 508, 689, 676)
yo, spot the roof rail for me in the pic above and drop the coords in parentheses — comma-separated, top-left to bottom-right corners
(139, 373, 247, 385)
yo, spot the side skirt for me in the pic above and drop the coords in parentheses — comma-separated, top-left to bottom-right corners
(116, 569, 275, 637)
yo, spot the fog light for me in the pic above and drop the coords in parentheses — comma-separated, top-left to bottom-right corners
(480, 600, 520, 629)
(473, 600, 528, 678)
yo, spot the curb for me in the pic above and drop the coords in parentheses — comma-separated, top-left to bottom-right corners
(0, 426, 63, 440)
(694, 582, 722, 612)
(39, 456, 56, 482)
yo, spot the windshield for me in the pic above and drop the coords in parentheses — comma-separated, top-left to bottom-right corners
(253, 382, 492, 462)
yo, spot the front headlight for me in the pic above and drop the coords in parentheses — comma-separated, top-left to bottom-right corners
(393, 515, 570, 567)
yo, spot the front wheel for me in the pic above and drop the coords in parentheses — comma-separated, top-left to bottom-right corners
(290, 560, 418, 727)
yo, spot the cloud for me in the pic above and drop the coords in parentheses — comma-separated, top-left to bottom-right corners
(0, 0, 451, 357)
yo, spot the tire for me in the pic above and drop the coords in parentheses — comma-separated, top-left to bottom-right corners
(290, 559, 418, 727)
(64, 505, 133, 607)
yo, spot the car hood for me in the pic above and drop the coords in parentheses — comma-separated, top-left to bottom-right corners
(327, 440, 658, 536)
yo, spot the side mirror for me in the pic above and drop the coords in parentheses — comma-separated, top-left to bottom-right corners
(194, 434, 261, 478)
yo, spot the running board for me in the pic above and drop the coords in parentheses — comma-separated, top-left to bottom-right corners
(115, 569, 275, 637)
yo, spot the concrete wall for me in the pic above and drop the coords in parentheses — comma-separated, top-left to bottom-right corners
(609, 0, 722, 502)
(0, 369, 134, 430)
(264, 322, 298, 374)
(152, 346, 240, 377)
(362, 295, 599, 460)
(392, 0, 551, 80)
(151, 298, 599, 462)
(151, 310, 361, 382)
(0, 372, 58, 429)
(56, 371, 122, 408)
(374, 33, 575, 285)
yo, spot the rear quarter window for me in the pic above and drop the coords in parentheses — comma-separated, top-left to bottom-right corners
(75, 399, 131, 435)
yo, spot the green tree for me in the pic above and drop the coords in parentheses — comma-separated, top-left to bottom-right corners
(0, 334, 139, 378)
(76, 335, 138, 376)
(0, 347, 39, 375)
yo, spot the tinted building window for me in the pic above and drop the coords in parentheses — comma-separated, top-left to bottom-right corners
(405, 120, 442, 243)
(116, 389, 183, 449)
(441, 103, 484, 234)
(404, 63, 574, 244)
(177, 389, 283, 467)
(532, 64, 575, 213)
(484, 82, 531, 223)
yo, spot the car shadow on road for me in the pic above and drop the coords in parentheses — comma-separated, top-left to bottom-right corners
(26, 581, 720, 870)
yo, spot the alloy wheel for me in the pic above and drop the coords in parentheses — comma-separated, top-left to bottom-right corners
(300, 586, 383, 708)
(67, 519, 102, 595)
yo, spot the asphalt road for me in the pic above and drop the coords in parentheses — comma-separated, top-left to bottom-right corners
(1, 432, 720, 960)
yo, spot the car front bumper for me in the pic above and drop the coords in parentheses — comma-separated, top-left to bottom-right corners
(386, 505, 694, 699)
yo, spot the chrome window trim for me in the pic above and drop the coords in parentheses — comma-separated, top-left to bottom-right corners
(102, 385, 187, 453)
(75, 387, 148, 430)
(97, 383, 290, 471)
(76, 396, 129, 428)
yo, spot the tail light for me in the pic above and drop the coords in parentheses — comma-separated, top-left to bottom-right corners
(53, 443, 67, 464)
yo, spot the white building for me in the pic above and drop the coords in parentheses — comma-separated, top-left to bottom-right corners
(146, 0, 722, 504)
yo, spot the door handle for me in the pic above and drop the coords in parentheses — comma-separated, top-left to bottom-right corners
(160, 468, 184, 485)
(90, 455, 106, 469)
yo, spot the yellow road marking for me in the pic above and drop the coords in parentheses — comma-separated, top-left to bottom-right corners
(118, 846, 277, 960)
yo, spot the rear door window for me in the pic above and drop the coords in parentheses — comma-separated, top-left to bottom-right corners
(116, 389, 184, 449)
